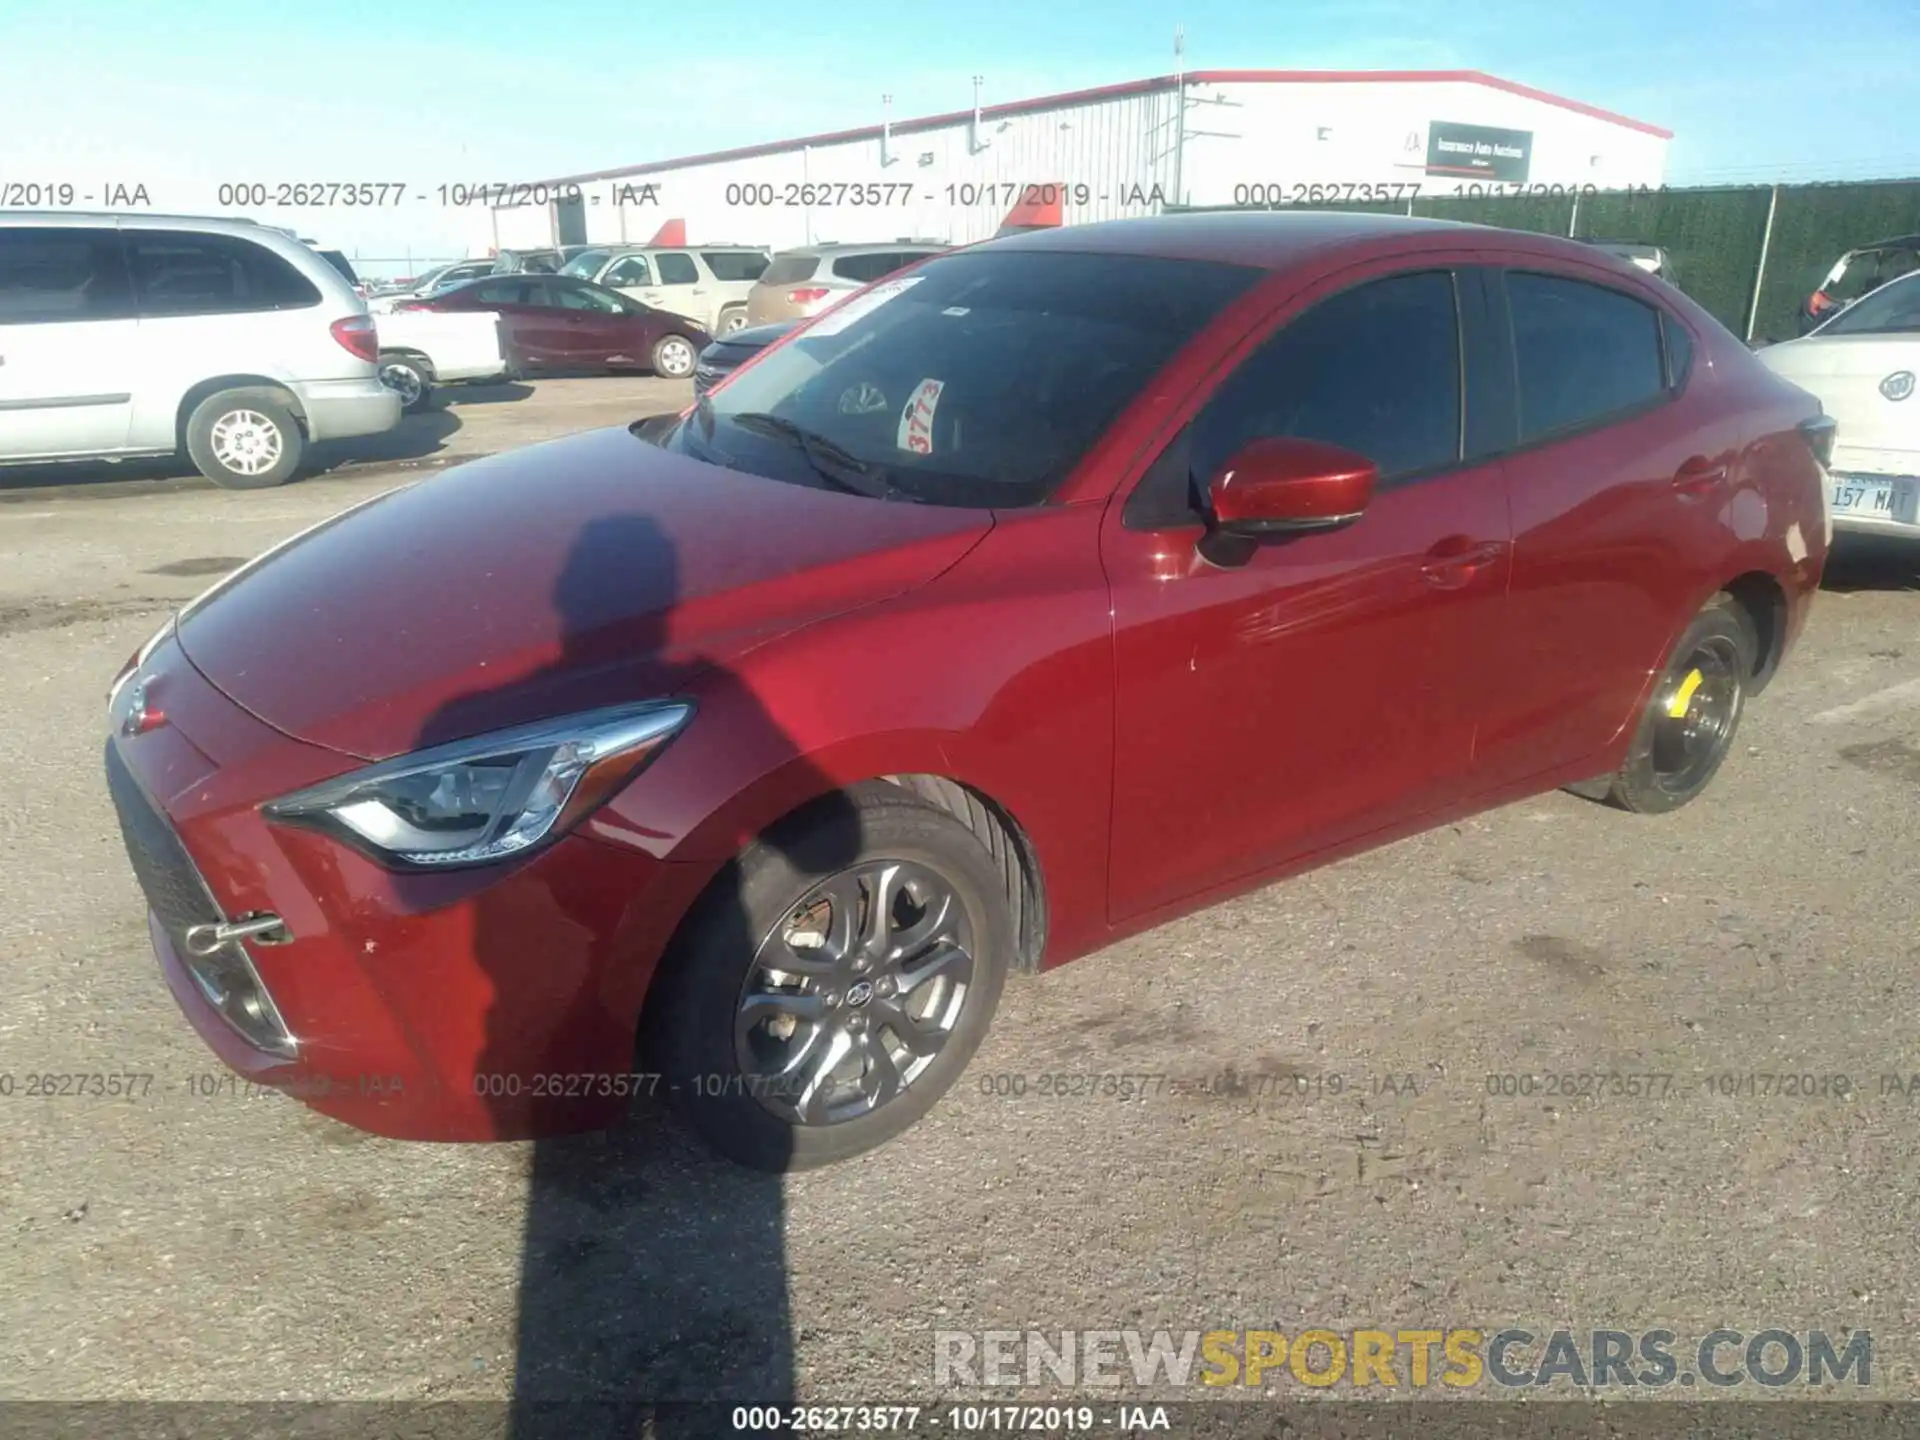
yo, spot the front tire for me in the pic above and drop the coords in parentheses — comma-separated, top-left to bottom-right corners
(184, 388, 304, 489)
(646, 784, 1012, 1171)
(1578, 594, 1757, 814)
(652, 333, 697, 379)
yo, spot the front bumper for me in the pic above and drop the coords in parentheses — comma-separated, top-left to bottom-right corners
(104, 635, 706, 1140)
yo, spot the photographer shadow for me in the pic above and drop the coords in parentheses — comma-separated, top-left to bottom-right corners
(408, 512, 857, 1438)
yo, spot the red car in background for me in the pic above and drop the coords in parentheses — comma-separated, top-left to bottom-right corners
(400, 273, 709, 379)
(105, 213, 1830, 1172)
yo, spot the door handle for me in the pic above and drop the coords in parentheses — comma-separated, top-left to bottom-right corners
(1419, 538, 1507, 589)
(1673, 455, 1727, 497)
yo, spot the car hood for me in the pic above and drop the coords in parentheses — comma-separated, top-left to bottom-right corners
(176, 426, 994, 760)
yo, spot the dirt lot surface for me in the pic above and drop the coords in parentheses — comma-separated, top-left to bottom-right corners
(2, 381, 1918, 1415)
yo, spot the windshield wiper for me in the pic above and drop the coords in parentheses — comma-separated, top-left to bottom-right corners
(726, 412, 913, 501)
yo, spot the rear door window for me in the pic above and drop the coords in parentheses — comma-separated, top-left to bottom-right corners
(0, 227, 134, 323)
(124, 231, 321, 315)
(469, 279, 534, 306)
(653, 252, 699, 285)
(1504, 272, 1666, 442)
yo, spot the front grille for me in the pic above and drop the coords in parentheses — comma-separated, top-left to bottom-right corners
(104, 741, 295, 1056)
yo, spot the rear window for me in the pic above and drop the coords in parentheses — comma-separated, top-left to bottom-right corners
(0, 227, 134, 323)
(760, 254, 820, 285)
(124, 231, 322, 315)
(1506, 272, 1667, 442)
(701, 250, 770, 282)
(831, 252, 911, 284)
(1821, 272, 1920, 335)
(562, 248, 612, 278)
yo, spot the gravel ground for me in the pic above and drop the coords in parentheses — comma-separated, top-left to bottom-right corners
(2, 395, 1918, 1416)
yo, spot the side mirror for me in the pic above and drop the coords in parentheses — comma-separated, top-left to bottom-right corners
(1206, 437, 1377, 538)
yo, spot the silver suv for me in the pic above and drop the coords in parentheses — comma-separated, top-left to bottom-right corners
(560, 245, 771, 335)
(0, 213, 399, 488)
(743, 242, 947, 326)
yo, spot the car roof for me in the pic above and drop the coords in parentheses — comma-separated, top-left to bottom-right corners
(982, 209, 1569, 269)
(773, 241, 948, 257)
(0, 210, 307, 234)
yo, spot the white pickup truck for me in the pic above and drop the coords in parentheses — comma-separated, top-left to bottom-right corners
(373, 309, 511, 414)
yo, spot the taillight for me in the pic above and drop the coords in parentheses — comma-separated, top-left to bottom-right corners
(787, 288, 830, 305)
(329, 315, 379, 362)
(395, 300, 430, 312)
(1798, 413, 1837, 469)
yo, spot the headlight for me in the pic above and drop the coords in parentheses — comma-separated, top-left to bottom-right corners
(263, 701, 692, 870)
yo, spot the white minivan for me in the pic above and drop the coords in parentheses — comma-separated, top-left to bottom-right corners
(0, 213, 400, 489)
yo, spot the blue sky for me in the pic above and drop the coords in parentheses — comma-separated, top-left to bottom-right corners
(2, 0, 1916, 264)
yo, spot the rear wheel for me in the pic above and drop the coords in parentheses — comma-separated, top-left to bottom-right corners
(184, 388, 304, 489)
(652, 334, 697, 379)
(1575, 594, 1757, 813)
(377, 352, 434, 414)
(645, 784, 1012, 1171)
(718, 307, 749, 335)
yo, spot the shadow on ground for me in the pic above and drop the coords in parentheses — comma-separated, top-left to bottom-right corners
(1821, 532, 1920, 593)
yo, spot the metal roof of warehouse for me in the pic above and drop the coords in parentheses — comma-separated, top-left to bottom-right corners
(538, 69, 1673, 188)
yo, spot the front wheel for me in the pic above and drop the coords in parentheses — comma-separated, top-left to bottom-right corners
(1576, 594, 1757, 813)
(184, 388, 304, 489)
(645, 784, 1012, 1171)
(652, 333, 697, 379)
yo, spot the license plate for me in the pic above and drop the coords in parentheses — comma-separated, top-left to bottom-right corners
(1830, 473, 1918, 522)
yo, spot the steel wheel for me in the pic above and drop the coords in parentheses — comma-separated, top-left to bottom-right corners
(209, 410, 284, 477)
(736, 859, 975, 1126)
(1648, 633, 1742, 795)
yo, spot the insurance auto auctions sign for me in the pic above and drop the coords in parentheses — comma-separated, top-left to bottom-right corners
(1425, 122, 1533, 182)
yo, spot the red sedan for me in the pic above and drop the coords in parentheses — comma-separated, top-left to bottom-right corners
(105, 212, 1830, 1170)
(401, 273, 709, 379)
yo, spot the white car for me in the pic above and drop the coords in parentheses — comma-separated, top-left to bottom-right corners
(558, 245, 770, 335)
(368, 258, 497, 313)
(0, 213, 399, 489)
(1759, 269, 1920, 540)
(372, 308, 510, 414)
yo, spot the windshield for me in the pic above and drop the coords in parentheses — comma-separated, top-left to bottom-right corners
(1819, 270, 1920, 336)
(657, 248, 1259, 508)
(562, 248, 612, 278)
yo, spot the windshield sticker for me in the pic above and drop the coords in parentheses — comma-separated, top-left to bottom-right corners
(804, 275, 924, 337)
(897, 378, 945, 455)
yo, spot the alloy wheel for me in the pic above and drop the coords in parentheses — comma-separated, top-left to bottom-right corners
(209, 410, 283, 476)
(736, 860, 975, 1126)
(658, 338, 695, 377)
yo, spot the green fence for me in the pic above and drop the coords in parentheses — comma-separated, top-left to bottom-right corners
(1173, 180, 1920, 344)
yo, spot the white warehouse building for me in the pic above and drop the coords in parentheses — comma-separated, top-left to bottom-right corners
(474, 68, 1671, 256)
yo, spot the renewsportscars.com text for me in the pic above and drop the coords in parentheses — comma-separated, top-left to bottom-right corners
(934, 1327, 1872, 1390)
